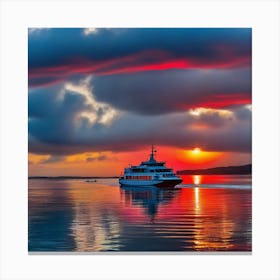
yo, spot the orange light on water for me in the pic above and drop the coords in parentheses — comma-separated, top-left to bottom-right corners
(194, 187, 200, 211)
(193, 175, 201, 185)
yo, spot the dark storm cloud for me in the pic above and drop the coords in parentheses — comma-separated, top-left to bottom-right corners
(28, 28, 251, 87)
(29, 68, 251, 116)
(29, 87, 87, 143)
(28, 114, 251, 155)
(92, 68, 251, 115)
(28, 81, 251, 155)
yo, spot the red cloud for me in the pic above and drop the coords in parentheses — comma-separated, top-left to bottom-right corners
(185, 94, 252, 109)
(29, 50, 251, 88)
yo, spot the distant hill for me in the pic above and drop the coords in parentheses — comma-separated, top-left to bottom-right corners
(177, 164, 252, 175)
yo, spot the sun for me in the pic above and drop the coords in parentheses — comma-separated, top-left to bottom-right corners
(192, 147, 201, 155)
(176, 147, 223, 167)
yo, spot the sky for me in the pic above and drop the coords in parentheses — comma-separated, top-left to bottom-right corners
(28, 28, 252, 176)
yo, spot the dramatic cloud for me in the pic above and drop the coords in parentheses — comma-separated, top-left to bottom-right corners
(29, 76, 119, 138)
(91, 68, 251, 115)
(28, 28, 252, 164)
(29, 77, 251, 155)
(28, 28, 251, 87)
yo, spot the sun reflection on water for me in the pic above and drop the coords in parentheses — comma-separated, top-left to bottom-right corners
(191, 188, 238, 251)
(193, 175, 201, 186)
(194, 187, 200, 211)
(28, 178, 252, 252)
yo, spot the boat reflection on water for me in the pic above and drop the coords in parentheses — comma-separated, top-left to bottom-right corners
(120, 185, 179, 223)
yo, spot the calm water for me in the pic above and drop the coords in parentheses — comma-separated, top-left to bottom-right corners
(28, 175, 252, 252)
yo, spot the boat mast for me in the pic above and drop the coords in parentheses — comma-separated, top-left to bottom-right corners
(150, 144, 156, 161)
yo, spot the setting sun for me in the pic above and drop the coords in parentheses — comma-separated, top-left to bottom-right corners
(175, 148, 223, 167)
(192, 147, 201, 155)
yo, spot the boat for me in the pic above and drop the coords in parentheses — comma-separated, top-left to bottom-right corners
(85, 179, 97, 183)
(119, 145, 182, 188)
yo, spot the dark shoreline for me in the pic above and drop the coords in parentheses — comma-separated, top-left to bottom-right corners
(177, 164, 252, 175)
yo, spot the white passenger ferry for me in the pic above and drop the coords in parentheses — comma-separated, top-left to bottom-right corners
(119, 146, 182, 188)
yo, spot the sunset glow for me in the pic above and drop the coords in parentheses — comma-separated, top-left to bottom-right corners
(189, 107, 234, 118)
(27, 27, 252, 256)
(193, 175, 201, 185)
(28, 28, 252, 176)
(178, 149, 223, 166)
(192, 147, 201, 155)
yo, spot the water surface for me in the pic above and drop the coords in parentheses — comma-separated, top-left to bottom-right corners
(28, 175, 252, 252)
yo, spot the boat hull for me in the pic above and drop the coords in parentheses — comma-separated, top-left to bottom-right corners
(154, 179, 182, 188)
(119, 178, 182, 188)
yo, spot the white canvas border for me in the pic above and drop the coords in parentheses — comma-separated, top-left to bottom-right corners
(1, 0, 279, 280)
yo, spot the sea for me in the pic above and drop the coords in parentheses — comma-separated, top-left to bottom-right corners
(28, 175, 252, 252)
